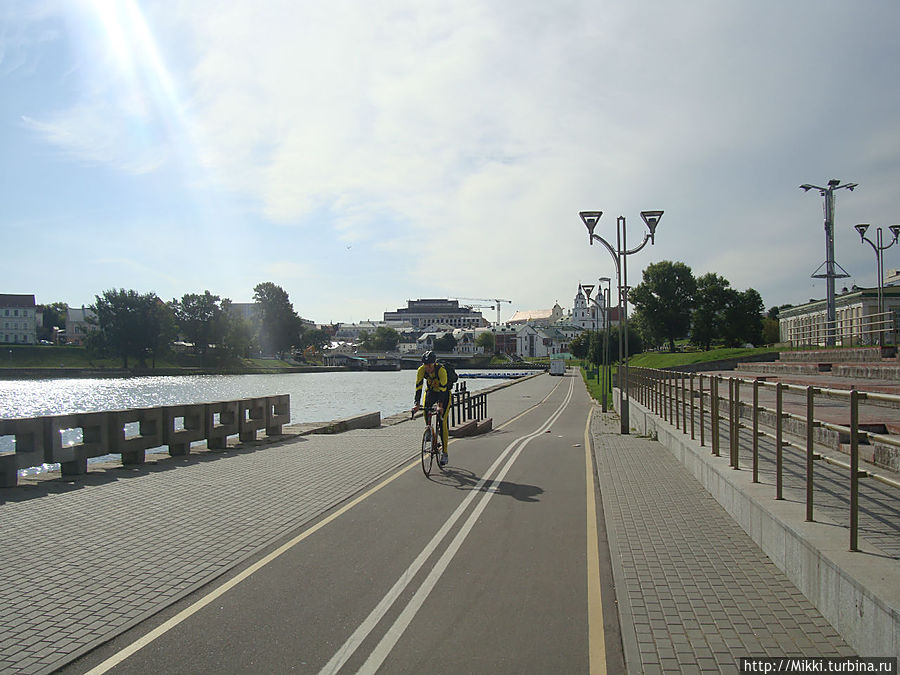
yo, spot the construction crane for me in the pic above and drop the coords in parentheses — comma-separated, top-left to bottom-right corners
(454, 297, 513, 325)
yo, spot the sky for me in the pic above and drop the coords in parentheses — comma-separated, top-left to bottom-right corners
(2, 1, 900, 325)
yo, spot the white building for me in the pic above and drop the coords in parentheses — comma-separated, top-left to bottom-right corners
(1, 294, 37, 345)
(384, 299, 487, 329)
(65, 306, 97, 345)
(779, 286, 900, 346)
(516, 324, 570, 358)
(571, 285, 606, 331)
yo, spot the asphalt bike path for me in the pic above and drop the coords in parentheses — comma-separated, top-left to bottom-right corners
(62, 372, 612, 674)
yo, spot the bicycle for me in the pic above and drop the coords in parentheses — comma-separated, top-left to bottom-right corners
(412, 402, 446, 476)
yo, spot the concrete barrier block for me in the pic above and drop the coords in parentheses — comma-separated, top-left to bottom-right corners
(475, 418, 493, 434)
(266, 394, 291, 436)
(107, 407, 164, 465)
(205, 401, 239, 450)
(46, 412, 110, 476)
(238, 397, 267, 442)
(449, 420, 478, 437)
(163, 404, 206, 456)
(310, 412, 381, 434)
(0, 417, 45, 487)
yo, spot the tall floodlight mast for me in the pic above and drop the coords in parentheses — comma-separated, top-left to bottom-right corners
(800, 178, 858, 347)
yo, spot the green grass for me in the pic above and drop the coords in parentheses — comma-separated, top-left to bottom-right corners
(578, 345, 778, 405)
(580, 364, 612, 408)
(627, 346, 777, 369)
(0, 345, 299, 371)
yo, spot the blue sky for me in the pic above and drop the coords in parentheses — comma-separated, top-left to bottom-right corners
(3, 1, 900, 324)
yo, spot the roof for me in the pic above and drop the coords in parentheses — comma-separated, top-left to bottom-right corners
(509, 309, 554, 323)
(0, 294, 36, 308)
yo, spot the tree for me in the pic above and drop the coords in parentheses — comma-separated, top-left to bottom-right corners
(721, 288, 764, 347)
(433, 332, 457, 352)
(570, 332, 589, 360)
(173, 291, 226, 355)
(253, 282, 301, 357)
(629, 261, 696, 352)
(221, 311, 256, 358)
(629, 309, 662, 351)
(37, 302, 68, 342)
(475, 331, 495, 354)
(92, 289, 172, 368)
(762, 317, 780, 345)
(691, 273, 732, 350)
(371, 326, 400, 352)
(300, 328, 331, 353)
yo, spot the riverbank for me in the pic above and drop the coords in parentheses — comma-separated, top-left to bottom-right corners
(0, 365, 348, 380)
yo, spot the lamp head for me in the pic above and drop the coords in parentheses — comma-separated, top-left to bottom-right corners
(890, 225, 900, 241)
(845, 183, 859, 192)
(828, 178, 841, 188)
(800, 184, 812, 192)
(579, 211, 602, 242)
(640, 210, 664, 241)
(855, 223, 870, 240)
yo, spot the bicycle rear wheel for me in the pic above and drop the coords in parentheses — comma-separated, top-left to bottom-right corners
(421, 428, 435, 476)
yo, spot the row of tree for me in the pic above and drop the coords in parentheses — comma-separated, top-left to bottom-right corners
(626, 261, 773, 352)
(82, 282, 329, 368)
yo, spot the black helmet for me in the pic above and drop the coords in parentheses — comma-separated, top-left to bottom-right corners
(422, 350, 436, 364)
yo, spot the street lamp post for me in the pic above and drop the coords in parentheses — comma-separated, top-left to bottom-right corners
(598, 276, 612, 412)
(854, 223, 900, 346)
(800, 179, 858, 347)
(580, 210, 663, 434)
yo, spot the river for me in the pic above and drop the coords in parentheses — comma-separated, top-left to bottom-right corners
(0, 370, 523, 473)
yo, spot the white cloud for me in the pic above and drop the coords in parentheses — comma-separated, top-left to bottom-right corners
(6, 1, 900, 321)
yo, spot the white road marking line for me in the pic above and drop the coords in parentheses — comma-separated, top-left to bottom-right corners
(83, 460, 420, 675)
(330, 377, 576, 674)
(87, 375, 564, 675)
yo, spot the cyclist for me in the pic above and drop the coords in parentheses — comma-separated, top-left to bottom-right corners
(412, 350, 450, 467)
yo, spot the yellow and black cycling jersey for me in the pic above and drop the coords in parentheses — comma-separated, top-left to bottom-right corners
(414, 363, 449, 404)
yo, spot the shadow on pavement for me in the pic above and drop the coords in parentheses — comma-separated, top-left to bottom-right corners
(428, 466, 544, 502)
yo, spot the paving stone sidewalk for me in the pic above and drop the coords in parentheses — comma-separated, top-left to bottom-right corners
(0, 423, 425, 675)
(591, 409, 855, 674)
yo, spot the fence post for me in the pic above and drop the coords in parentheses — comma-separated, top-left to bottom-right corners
(776, 382, 783, 500)
(711, 376, 720, 456)
(690, 374, 695, 440)
(728, 378, 735, 467)
(850, 389, 859, 551)
(699, 374, 705, 447)
(752, 379, 759, 483)
(806, 386, 815, 522)
(733, 378, 740, 470)
(675, 371, 681, 430)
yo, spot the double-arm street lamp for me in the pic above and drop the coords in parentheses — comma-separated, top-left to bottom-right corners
(598, 276, 612, 413)
(854, 223, 900, 345)
(579, 210, 663, 434)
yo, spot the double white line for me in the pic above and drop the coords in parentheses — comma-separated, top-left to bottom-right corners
(321, 376, 576, 674)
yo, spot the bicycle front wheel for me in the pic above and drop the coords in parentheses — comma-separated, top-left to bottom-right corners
(421, 429, 435, 476)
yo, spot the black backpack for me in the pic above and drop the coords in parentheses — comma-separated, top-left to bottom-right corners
(438, 361, 459, 388)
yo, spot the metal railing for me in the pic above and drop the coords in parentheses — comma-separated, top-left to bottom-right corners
(784, 310, 895, 348)
(449, 381, 488, 427)
(630, 368, 900, 552)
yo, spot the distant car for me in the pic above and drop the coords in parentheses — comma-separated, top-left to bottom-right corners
(549, 360, 566, 376)
(39, 340, 53, 345)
